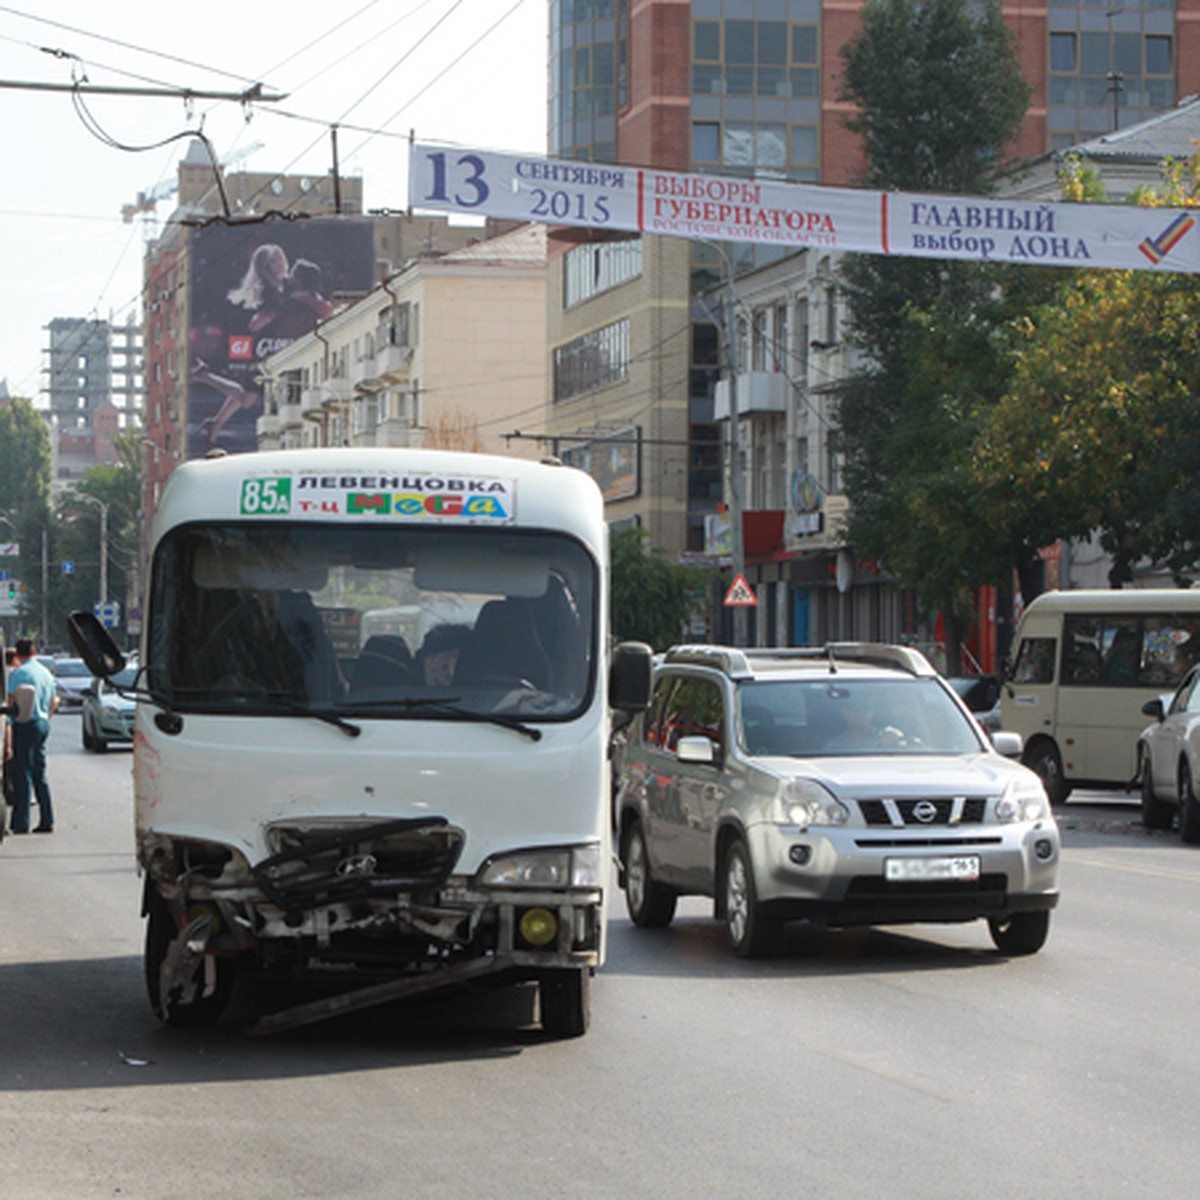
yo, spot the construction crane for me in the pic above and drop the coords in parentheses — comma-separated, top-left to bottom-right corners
(121, 140, 265, 224)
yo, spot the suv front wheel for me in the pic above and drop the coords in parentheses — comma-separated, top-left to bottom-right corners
(723, 839, 782, 958)
(622, 821, 677, 927)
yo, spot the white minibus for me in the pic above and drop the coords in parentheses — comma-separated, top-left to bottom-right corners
(1001, 589, 1200, 803)
(70, 448, 650, 1037)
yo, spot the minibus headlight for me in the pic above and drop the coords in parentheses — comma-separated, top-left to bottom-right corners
(479, 844, 601, 889)
(996, 778, 1050, 823)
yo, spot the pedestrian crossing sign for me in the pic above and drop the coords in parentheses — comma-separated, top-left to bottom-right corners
(723, 573, 758, 607)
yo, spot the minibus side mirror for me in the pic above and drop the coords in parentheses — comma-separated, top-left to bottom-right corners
(610, 641, 653, 712)
(1142, 697, 1166, 721)
(67, 611, 126, 680)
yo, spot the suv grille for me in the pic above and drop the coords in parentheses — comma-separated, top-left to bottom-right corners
(858, 797, 988, 826)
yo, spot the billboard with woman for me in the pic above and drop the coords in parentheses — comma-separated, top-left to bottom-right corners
(186, 218, 374, 458)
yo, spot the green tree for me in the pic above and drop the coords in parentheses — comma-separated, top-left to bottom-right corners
(834, 0, 1034, 662)
(0, 398, 54, 639)
(610, 526, 703, 651)
(53, 436, 143, 645)
(977, 151, 1200, 587)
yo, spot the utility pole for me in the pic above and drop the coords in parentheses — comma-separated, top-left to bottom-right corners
(724, 281, 748, 648)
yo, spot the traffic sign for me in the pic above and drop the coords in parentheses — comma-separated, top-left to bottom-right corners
(723, 573, 758, 607)
(94, 600, 121, 628)
(62, 560, 74, 574)
(0, 542, 17, 556)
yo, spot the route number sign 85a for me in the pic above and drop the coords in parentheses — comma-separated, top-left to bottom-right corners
(240, 477, 292, 515)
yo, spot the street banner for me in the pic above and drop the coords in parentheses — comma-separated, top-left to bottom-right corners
(409, 142, 1200, 275)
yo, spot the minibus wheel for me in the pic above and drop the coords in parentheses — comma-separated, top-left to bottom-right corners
(539, 968, 590, 1038)
(1024, 740, 1070, 806)
(145, 890, 237, 1028)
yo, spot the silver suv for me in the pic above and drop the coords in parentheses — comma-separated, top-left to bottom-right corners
(615, 644, 1060, 958)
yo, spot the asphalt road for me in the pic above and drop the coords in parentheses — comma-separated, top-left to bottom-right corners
(2, 716, 1197, 1198)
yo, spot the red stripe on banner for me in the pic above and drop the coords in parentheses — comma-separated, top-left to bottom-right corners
(881, 192, 889, 254)
(637, 170, 645, 231)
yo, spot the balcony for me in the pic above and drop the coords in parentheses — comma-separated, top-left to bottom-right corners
(377, 342, 415, 381)
(319, 377, 353, 407)
(713, 371, 789, 420)
(352, 355, 384, 394)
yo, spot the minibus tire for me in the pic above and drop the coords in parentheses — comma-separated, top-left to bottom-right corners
(145, 890, 237, 1028)
(1025, 741, 1070, 806)
(539, 968, 590, 1038)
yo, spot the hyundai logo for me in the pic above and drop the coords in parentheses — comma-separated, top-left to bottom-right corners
(335, 853, 378, 877)
(912, 801, 938, 824)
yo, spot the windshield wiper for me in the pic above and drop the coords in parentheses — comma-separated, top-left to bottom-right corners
(341, 695, 542, 741)
(160, 686, 362, 738)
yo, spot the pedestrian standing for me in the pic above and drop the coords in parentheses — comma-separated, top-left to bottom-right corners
(6, 638, 58, 833)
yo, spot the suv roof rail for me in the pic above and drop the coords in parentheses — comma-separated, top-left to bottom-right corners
(663, 642, 934, 678)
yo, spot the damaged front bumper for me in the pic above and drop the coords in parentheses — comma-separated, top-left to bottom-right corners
(141, 817, 605, 1034)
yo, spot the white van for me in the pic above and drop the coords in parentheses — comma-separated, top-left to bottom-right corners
(1001, 589, 1200, 803)
(70, 448, 650, 1037)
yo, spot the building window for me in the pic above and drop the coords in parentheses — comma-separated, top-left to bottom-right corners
(1048, 27, 1174, 137)
(563, 237, 642, 308)
(691, 19, 819, 101)
(692, 120, 818, 181)
(553, 318, 630, 403)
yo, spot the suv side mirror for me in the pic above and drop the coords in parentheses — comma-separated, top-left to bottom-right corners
(676, 735, 716, 765)
(610, 641, 653, 712)
(67, 611, 126, 679)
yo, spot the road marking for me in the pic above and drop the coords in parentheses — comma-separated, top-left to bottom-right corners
(1067, 854, 1200, 884)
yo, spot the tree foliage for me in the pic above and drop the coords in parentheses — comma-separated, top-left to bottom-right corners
(833, 0, 1035, 646)
(976, 150, 1200, 587)
(610, 526, 703, 651)
(52, 441, 143, 643)
(0, 398, 54, 636)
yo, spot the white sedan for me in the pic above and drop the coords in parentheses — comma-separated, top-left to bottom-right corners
(1137, 664, 1200, 840)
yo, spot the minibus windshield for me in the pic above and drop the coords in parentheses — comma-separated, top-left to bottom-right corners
(147, 523, 597, 721)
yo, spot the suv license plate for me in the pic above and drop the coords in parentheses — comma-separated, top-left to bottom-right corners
(885, 855, 980, 883)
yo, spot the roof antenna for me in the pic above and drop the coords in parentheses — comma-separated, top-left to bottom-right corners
(826, 645, 838, 674)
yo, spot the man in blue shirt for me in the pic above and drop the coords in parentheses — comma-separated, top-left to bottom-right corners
(6, 638, 58, 834)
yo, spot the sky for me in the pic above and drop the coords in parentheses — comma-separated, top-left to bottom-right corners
(0, 0, 548, 400)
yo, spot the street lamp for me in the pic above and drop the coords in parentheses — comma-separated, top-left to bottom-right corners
(73, 492, 109, 609)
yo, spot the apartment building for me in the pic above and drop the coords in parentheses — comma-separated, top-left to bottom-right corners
(257, 225, 547, 459)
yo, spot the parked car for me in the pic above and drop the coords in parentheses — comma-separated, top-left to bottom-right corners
(53, 657, 93, 709)
(81, 663, 138, 751)
(1136, 664, 1200, 839)
(945, 673, 1003, 734)
(615, 644, 1060, 958)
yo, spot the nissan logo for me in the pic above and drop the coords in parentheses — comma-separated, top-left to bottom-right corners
(912, 801, 938, 823)
(335, 853, 378, 877)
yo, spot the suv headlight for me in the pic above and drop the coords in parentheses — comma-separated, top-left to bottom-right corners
(778, 778, 849, 827)
(478, 844, 602, 889)
(995, 777, 1050, 823)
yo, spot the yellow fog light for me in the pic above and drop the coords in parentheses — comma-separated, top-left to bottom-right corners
(519, 907, 558, 947)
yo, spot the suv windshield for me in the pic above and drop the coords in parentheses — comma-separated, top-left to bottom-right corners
(147, 523, 596, 722)
(738, 677, 983, 757)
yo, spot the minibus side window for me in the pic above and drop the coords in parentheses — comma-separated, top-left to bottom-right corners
(1062, 615, 1102, 684)
(1144, 616, 1200, 687)
(1012, 636, 1056, 684)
